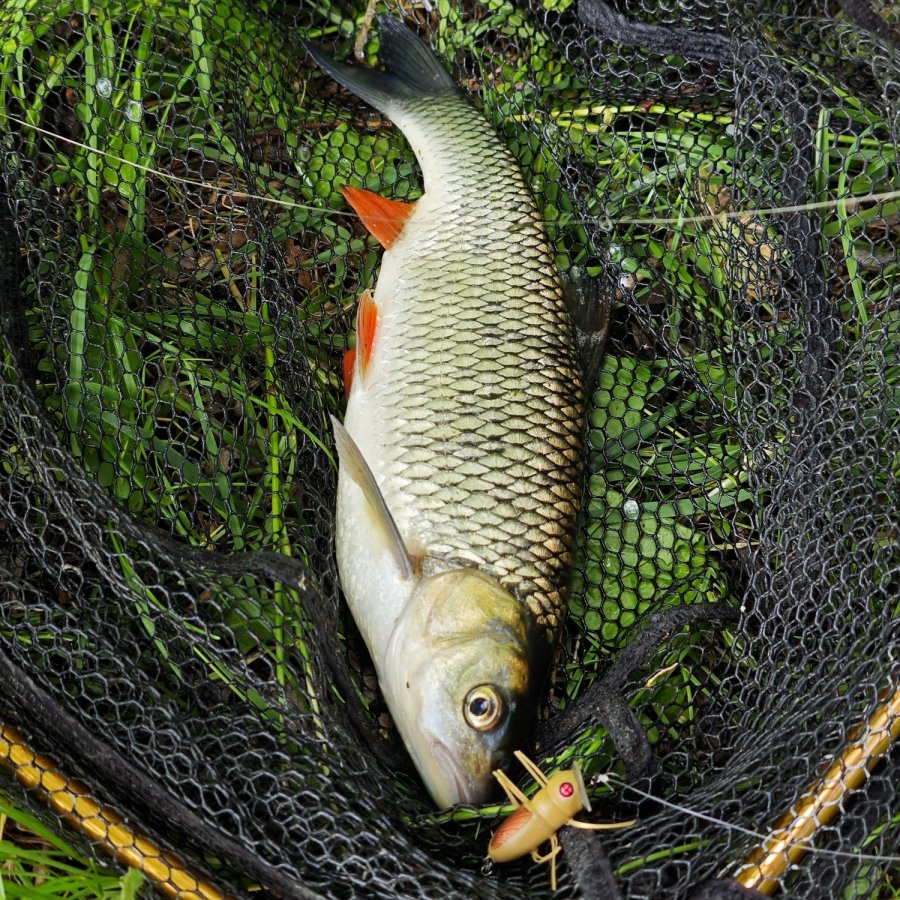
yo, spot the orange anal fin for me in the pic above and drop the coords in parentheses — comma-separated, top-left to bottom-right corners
(357, 289, 378, 378)
(342, 348, 356, 397)
(341, 184, 415, 249)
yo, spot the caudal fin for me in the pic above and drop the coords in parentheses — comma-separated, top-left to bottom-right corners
(303, 16, 456, 116)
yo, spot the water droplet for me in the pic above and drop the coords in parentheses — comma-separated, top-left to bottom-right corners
(623, 499, 639, 519)
(96, 77, 112, 98)
(126, 101, 142, 122)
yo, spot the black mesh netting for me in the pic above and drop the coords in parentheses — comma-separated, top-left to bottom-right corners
(0, 0, 897, 897)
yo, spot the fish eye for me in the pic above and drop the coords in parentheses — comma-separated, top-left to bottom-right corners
(463, 685, 504, 731)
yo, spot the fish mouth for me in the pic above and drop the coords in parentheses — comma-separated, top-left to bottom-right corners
(428, 739, 469, 808)
(427, 739, 496, 808)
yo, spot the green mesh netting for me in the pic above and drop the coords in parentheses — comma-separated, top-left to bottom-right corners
(0, 1, 897, 897)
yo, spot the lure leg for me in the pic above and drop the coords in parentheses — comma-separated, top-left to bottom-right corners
(568, 817, 637, 831)
(513, 750, 551, 787)
(531, 837, 562, 865)
(492, 767, 531, 809)
(531, 835, 562, 892)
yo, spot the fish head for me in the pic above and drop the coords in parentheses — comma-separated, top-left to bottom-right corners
(382, 568, 543, 809)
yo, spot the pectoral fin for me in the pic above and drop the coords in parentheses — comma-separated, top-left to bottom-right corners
(330, 414, 414, 580)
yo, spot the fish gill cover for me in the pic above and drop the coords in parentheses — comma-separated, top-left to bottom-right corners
(0, 0, 897, 898)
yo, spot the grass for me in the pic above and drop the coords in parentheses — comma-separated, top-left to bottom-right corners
(0, 793, 145, 898)
(2, 0, 350, 727)
(0, 0, 898, 893)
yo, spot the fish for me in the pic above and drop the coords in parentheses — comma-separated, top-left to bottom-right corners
(305, 16, 585, 808)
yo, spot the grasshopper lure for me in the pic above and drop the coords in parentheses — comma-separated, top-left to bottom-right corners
(485, 751, 635, 891)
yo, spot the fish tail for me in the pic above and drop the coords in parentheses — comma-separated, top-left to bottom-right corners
(303, 16, 456, 116)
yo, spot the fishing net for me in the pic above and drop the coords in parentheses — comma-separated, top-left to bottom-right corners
(0, 0, 897, 897)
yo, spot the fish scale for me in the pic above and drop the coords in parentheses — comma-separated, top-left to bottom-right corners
(369, 95, 583, 632)
(308, 16, 585, 807)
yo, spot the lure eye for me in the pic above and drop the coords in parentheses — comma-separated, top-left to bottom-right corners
(463, 685, 504, 731)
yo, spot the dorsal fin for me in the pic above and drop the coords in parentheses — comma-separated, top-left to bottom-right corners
(330, 415, 414, 580)
(342, 186, 416, 249)
(565, 277, 612, 390)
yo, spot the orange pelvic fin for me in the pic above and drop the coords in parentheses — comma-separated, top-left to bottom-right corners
(342, 348, 356, 396)
(341, 185, 415, 249)
(343, 289, 378, 396)
(357, 289, 378, 378)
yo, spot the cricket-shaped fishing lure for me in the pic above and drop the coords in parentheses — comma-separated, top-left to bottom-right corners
(486, 751, 635, 891)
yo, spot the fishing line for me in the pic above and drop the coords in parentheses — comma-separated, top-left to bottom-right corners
(616, 192, 900, 226)
(1, 112, 340, 217)
(592, 774, 900, 865)
(3, 112, 899, 230)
